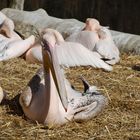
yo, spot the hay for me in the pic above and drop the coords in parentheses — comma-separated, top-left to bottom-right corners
(0, 53, 140, 140)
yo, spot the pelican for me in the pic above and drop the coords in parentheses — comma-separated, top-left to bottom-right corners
(66, 18, 120, 65)
(25, 28, 112, 71)
(19, 29, 107, 126)
(0, 11, 21, 40)
(0, 12, 36, 61)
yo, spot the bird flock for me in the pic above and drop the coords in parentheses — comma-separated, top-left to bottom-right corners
(0, 11, 120, 126)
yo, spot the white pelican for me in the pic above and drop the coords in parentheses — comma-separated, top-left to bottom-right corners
(0, 12, 36, 61)
(66, 18, 120, 65)
(25, 28, 112, 71)
(19, 29, 107, 126)
(0, 11, 21, 40)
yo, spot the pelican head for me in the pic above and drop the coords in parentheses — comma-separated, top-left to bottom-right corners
(85, 18, 101, 31)
(41, 28, 64, 45)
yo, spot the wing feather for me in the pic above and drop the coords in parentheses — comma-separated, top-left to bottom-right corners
(56, 42, 112, 71)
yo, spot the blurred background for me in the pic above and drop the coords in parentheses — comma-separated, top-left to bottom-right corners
(0, 0, 140, 35)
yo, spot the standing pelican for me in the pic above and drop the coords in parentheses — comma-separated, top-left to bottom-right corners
(66, 18, 120, 65)
(19, 30, 107, 126)
(25, 28, 112, 71)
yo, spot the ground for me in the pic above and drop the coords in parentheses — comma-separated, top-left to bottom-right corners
(0, 53, 140, 140)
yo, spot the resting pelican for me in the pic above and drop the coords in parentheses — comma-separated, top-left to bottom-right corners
(0, 11, 21, 40)
(25, 28, 112, 71)
(19, 30, 107, 126)
(0, 12, 36, 61)
(66, 18, 120, 65)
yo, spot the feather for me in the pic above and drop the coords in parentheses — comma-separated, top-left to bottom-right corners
(56, 41, 112, 71)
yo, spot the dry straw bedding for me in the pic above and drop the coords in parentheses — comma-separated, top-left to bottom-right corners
(0, 53, 139, 140)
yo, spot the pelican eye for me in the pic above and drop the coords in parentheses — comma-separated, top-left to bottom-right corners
(82, 91, 101, 96)
(41, 40, 50, 50)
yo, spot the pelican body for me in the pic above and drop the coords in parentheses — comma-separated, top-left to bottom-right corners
(0, 11, 21, 39)
(19, 29, 107, 126)
(66, 18, 120, 65)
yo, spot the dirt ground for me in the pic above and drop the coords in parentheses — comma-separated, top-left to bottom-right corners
(0, 53, 140, 140)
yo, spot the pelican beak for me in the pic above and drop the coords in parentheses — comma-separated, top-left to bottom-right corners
(80, 76, 90, 93)
(41, 40, 68, 110)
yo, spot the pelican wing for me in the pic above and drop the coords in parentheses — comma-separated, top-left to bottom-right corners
(66, 30, 98, 50)
(56, 42, 112, 71)
(95, 40, 120, 65)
